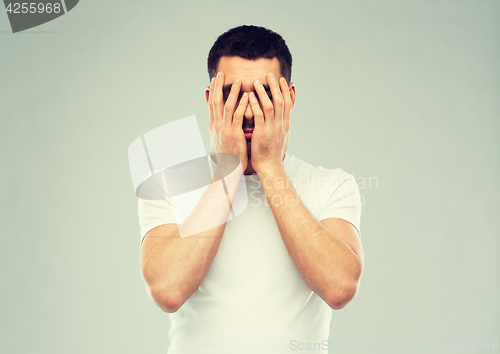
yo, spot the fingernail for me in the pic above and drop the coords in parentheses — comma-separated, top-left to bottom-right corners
(217, 72, 221, 79)
(255, 79, 262, 87)
(269, 73, 275, 79)
(280, 77, 287, 84)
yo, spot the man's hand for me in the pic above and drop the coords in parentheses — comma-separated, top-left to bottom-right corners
(208, 72, 249, 171)
(248, 73, 292, 173)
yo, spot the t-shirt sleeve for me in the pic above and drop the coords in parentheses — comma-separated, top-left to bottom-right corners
(138, 195, 182, 244)
(317, 171, 362, 236)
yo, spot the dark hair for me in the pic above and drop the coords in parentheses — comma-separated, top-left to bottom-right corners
(207, 25, 292, 83)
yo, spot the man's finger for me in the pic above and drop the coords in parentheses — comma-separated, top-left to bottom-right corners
(208, 77, 216, 129)
(249, 92, 265, 130)
(213, 72, 224, 128)
(254, 79, 274, 123)
(232, 92, 248, 130)
(223, 78, 241, 128)
(268, 73, 284, 127)
(279, 77, 292, 133)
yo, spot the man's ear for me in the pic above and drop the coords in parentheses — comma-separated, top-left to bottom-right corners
(288, 82, 296, 110)
(204, 86, 210, 104)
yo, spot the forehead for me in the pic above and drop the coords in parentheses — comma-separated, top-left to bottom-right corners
(217, 56, 281, 86)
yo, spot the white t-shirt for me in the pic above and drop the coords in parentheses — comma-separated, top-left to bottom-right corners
(138, 153, 361, 354)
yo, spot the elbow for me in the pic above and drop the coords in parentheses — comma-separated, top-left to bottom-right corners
(159, 297, 182, 314)
(325, 278, 361, 310)
(326, 289, 355, 310)
(141, 266, 187, 313)
(326, 256, 363, 310)
(150, 284, 184, 313)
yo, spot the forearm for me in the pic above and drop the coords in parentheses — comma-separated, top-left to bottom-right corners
(142, 163, 242, 311)
(258, 164, 363, 308)
(143, 223, 225, 312)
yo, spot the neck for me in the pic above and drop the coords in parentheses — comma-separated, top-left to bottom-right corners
(244, 162, 256, 175)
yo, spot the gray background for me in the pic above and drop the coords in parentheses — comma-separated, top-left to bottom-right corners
(1, 0, 498, 353)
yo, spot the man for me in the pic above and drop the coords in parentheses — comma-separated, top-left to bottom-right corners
(138, 25, 364, 353)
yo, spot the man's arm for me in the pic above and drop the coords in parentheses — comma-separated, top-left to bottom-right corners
(249, 73, 363, 309)
(257, 166, 363, 310)
(140, 165, 239, 313)
(140, 73, 249, 313)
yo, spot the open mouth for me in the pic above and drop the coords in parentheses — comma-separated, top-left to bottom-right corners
(244, 129, 253, 140)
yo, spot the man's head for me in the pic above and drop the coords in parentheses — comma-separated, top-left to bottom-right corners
(206, 24, 296, 121)
(205, 25, 296, 173)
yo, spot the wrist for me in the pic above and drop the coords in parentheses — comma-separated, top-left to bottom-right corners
(212, 153, 244, 181)
(255, 159, 285, 178)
